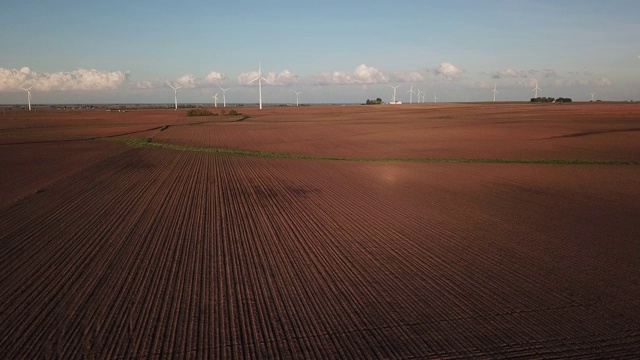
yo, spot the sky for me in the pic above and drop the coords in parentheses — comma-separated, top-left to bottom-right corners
(1, 0, 639, 105)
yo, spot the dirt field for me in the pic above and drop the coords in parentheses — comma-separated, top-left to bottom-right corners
(1, 103, 639, 358)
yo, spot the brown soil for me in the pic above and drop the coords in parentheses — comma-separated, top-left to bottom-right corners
(1, 103, 639, 358)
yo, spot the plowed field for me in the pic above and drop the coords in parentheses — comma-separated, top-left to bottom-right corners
(1, 103, 640, 358)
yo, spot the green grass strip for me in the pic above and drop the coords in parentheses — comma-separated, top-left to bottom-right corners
(116, 137, 640, 165)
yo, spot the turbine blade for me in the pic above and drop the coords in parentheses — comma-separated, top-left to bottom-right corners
(262, 77, 273, 85)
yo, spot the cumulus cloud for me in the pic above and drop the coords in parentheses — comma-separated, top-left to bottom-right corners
(134, 80, 158, 89)
(237, 71, 259, 85)
(309, 64, 388, 85)
(492, 68, 527, 79)
(435, 62, 463, 79)
(237, 69, 298, 86)
(203, 71, 226, 84)
(0, 67, 129, 91)
(265, 70, 299, 85)
(161, 70, 229, 89)
(390, 70, 425, 83)
(174, 73, 198, 88)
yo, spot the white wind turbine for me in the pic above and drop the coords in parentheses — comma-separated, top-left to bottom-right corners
(213, 93, 219, 108)
(20, 85, 33, 111)
(291, 90, 302, 106)
(407, 84, 416, 104)
(168, 83, 182, 110)
(416, 88, 423, 103)
(248, 63, 272, 110)
(532, 80, 541, 98)
(492, 84, 498, 102)
(388, 84, 400, 103)
(433, 95, 437, 103)
(218, 86, 229, 107)
(590, 92, 596, 102)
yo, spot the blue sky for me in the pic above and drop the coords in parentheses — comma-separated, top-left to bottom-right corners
(1, 0, 639, 104)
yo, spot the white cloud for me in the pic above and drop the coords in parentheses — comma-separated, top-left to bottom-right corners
(203, 71, 226, 84)
(134, 80, 158, 89)
(174, 73, 197, 88)
(265, 70, 299, 85)
(435, 62, 463, 79)
(492, 68, 527, 79)
(310, 64, 388, 85)
(0, 67, 129, 91)
(390, 70, 425, 83)
(164, 70, 228, 88)
(237, 71, 260, 85)
(236, 69, 299, 86)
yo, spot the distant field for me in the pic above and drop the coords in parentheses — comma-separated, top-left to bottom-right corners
(1, 103, 640, 358)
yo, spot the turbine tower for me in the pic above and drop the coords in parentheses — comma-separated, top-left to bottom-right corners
(213, 93, 219, 108)
(407, 84, 416, 104)
(20, 85, 33, 111)
(248, 63, 272, 110)
(532, 80, 541, 98)
(168, 83, 182, 110)
(291, 90, 302, 106)
(492, 84, 498, 102)
(433, 95, 437, 103)
(388, 85, 400, 103)
(219, 86, 229, 107)
(416, 88, 423, 104)
(591, 92, 596, 102)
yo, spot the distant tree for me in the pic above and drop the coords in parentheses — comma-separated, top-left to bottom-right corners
(187, 108, 214, 116)
(530, 97, 556, 103)
(365, 98, 383, 105)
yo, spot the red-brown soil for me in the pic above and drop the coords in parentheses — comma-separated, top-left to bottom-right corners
(1, 103, 639, 358)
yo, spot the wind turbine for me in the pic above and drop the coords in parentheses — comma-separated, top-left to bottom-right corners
(407, 84, 416, 104)
(218, 86, 229, 107)
(168, 83, 182, 110)
(416, 88, 423, 103)
(291, 90, 301, 106)
(388, 84, 400, 103)
(213, 93, 219, 108)
(532, 80, 541, 98)
(20, 85, 33, 111)
(248, 63, 272, 110)
(433, 95, 437, 103)
(492, 84, 498, 102)
(590, 92, 596, 102)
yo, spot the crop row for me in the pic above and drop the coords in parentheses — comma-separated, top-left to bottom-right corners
(1, 146, 640, 358)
